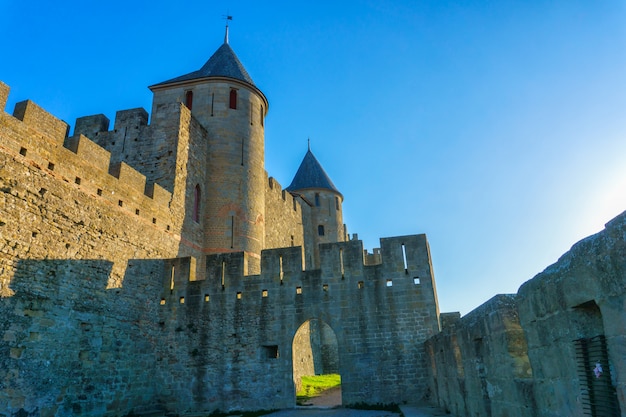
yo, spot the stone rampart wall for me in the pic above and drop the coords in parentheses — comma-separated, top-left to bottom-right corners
(517, 211, 626, 417)
(153, 234, 441, 414)
(1, 234, 440, 416)
(426, 211, 626, 417)
(425, 295, 535, 417)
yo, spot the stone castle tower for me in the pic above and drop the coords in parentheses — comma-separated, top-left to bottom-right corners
(149, 26, 269, 273)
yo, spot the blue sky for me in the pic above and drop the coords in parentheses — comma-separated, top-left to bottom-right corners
(2, 1, 625, 315)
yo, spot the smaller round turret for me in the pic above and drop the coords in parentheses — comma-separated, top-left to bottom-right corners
(287, 144, 346, 266)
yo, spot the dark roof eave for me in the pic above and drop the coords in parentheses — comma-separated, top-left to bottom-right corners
(287, 187, 343, 200)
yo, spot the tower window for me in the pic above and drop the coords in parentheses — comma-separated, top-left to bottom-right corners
(193, 184, 201, 223)
(315, 193, 320, 206)
(260, 105, 264, 126)
(229, 89, 237, 109)
(185, 90, 193, 110)
(335, 197, 339, 210)
(318, 225, 325, 236)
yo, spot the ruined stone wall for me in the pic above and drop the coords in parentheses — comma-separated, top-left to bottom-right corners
(517, 211, 626, 417)
(425, 211, 626, 417)
(425, 295, 535, 417)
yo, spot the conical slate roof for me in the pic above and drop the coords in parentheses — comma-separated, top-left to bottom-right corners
(151, 41, 255, 88)
(286, 149, 342, 197)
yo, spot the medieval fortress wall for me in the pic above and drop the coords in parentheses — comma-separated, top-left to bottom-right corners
(0, 80, 442, 416)
(425, 212, 626, 417)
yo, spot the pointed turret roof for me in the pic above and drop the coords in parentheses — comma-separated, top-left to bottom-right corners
(150, 27, 256, 89)
(286, 148, 342, 198)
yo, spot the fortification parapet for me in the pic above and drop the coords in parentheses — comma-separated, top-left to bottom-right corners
(0, 84, 173, 230)
(319, 239, 364, 279)
(75, 114, 110, 139)
(0, 81, 8, 110)
(114, 108, 149, 131)
(162, 234, 438, 304)
(261, 246, 304, 284)
(65, 134, 111, 171)
(13, 100, 69, 143)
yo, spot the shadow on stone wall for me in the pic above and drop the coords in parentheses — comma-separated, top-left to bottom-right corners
(0, 258, 166, 417)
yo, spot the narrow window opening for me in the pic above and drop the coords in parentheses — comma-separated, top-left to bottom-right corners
(339, 248, 345, 279)
(279, 255, 284, 284)
(170, 266, 175, 293)
(402, 243, 408, 274)
(210, 92, 215, 116)
(241, 138, 244, 166)
(414, 277, 421, 285)
(152, 218, 157, 224)
(166, 225, 171, 231)
(75, 177, 81, 185)
(358, 281, 364, 289)
(160, 299, 166, 305)
(48, 162, 55, 171)
(135, 209, 140, 216)
(32, 231, 38, 238)
(318, 225, 325, 236)
(97, 188, 102, 196)
(230, 216, 235, 248)
(335, 197, 340, 210)
(19, 147, 27, 156)
(118, 200, 123, 207)
(185, 90, 193, 110)
(260, 105, 264, 126)
(179, 297, 185, 304)
(229, 89, 237, 109)
(236, 292, 242, 300)
(296, 286, 302, 295)
(221, 260, 226, 290)
(262, 289, 268, 298)
(193, 184, 201, 223)
(249, 104, 253, 125)
(315, 193, 320, 206)
(204, 294, 210, 302)
(323, 284, 329, 292)
(386, 279, 393, 287)
(290, 235, 294, 247)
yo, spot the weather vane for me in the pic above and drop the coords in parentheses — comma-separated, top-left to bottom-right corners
(222, 13, 233, 43)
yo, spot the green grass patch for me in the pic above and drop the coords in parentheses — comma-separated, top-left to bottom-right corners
(296, 373, 341, 404)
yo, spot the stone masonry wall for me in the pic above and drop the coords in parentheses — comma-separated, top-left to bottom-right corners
(425, 295, 535, 417)
(264, 177, 306, 254)
(155, 234, 441, 414)
(425, 211, 626, 417)
(517, 211, 626, 417)
(0, 84, 185, 416)
(0, 80, 442, 416)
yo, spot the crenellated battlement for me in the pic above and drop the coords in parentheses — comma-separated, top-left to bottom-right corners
(160, 234, 435, 305)
(266, 176, 300, 212)
(0, 81, 173, 227)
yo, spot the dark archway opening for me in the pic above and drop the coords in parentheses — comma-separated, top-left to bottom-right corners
(292, 319, 341, 407)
